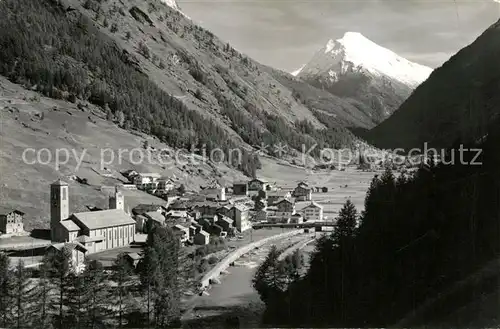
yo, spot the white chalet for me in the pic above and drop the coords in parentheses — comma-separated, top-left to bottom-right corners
(301, 201, 324, 222)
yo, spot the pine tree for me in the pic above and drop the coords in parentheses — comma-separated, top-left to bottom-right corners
(332, 200, 358, 323)
(116, 110, 125, 126)
(32, 262, 54, 329)
(139, 226, 181, 327)
(290, 249, 304, 275)
(105, 104, 113, 121)
(0, 252, 13, 328)
(111, 253, 133, 328)
(66, 272, 86, 328)
(138, 249, 156, 327)
(252, 245, 286, 304)
(44, 247, 71, 329)
(153, 227, 181, 327)
(82, 260, 109, 329)
(254, 196, 265, 211)
(380, 166, 396, 186)
(333, 199, 358, 242)
(282, 250, 303, 283)
(12, 260, 35, 329)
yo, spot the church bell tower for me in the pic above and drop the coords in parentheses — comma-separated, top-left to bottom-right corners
(109, 186, 124, 210)
(50, 179, 69, 242)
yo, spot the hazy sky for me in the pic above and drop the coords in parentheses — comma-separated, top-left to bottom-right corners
(177, 0, 500, 72)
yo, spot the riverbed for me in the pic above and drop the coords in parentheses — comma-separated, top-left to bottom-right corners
(182, 234, 314, 328)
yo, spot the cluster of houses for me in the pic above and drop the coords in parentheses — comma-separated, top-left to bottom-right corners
(122, 170, 176, 198)
(232, 178, 325, 224)
(1, 179, 252, 272)
(0, 174, 329, 272)
(131, 192, 251, 246)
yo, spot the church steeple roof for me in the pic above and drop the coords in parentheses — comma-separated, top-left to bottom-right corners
(51, 179, 68, 186)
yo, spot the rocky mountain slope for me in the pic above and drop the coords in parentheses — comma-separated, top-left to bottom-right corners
(365, 19, 500, 150)
(0, 0, 376, 165)
(294, 32, 432, 123)
(261, 65, 377, 129)
(0, 0, 379, 229)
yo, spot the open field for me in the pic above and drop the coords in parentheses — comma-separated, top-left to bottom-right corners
(0, 235, 52, 250)
(258, 156, 380, 217)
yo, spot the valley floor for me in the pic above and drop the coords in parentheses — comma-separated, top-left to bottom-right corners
(258, 156, 379, 216)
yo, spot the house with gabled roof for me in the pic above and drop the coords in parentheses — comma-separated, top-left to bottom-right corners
(216, 215, 233, 232)
(165, 209, 189, 221)
(267, 198, 296, 224)
(248, 178, 269, 191)
(45, 241, 87, 273)
(143, 211, 166, 229)
(124, 252, 142, 268)
(229, 204, 251, 232)
(132, 173, 162, 190)
(199, 187, 226, 201)
(131, 204, 166, 216)
(194, 230, 210, 245)
(157, 177, 175, 192)
(266, 191, 292, 205)
(173, 224, 190, 244)
(275, 198, 295, 213)
(301, 201, 324, 222)
(0, 208, 25, 235)
(292, 183, 312, 201)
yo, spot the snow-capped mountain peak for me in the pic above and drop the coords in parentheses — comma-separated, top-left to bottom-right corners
(296, 32, 433, 123)
(159, 0, 191, 18)
(313, 32, 432, 87)
(159, 0, 179, 10)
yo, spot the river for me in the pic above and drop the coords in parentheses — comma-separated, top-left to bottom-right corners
(182, 234, 315, 328)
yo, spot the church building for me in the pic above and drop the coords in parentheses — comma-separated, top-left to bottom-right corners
(50, 179, 136, 254)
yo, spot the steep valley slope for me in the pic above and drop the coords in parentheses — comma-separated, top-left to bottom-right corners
(0, 77, 247, 230)
(365, 19, 500, 150)
(0, 0, 375, 159)
(0, 0, 382, 230)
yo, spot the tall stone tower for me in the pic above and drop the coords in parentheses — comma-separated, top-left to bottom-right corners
(109, 186, 124, 210)
(50, 179, 69, 242)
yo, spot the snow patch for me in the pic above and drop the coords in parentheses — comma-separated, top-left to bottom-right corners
(159, 0, 179, 10)
(328, 69, 338, 82)
(291, 64, 305, 76)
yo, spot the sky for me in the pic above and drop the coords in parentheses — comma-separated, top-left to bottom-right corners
(177, 0, 500, 72)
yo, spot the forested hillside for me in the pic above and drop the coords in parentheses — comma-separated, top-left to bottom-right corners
(255, 125, 500, 327)
(365, 18, 500, 150)
(261, 65, 377, 129)
(0, 0, 369, 168)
